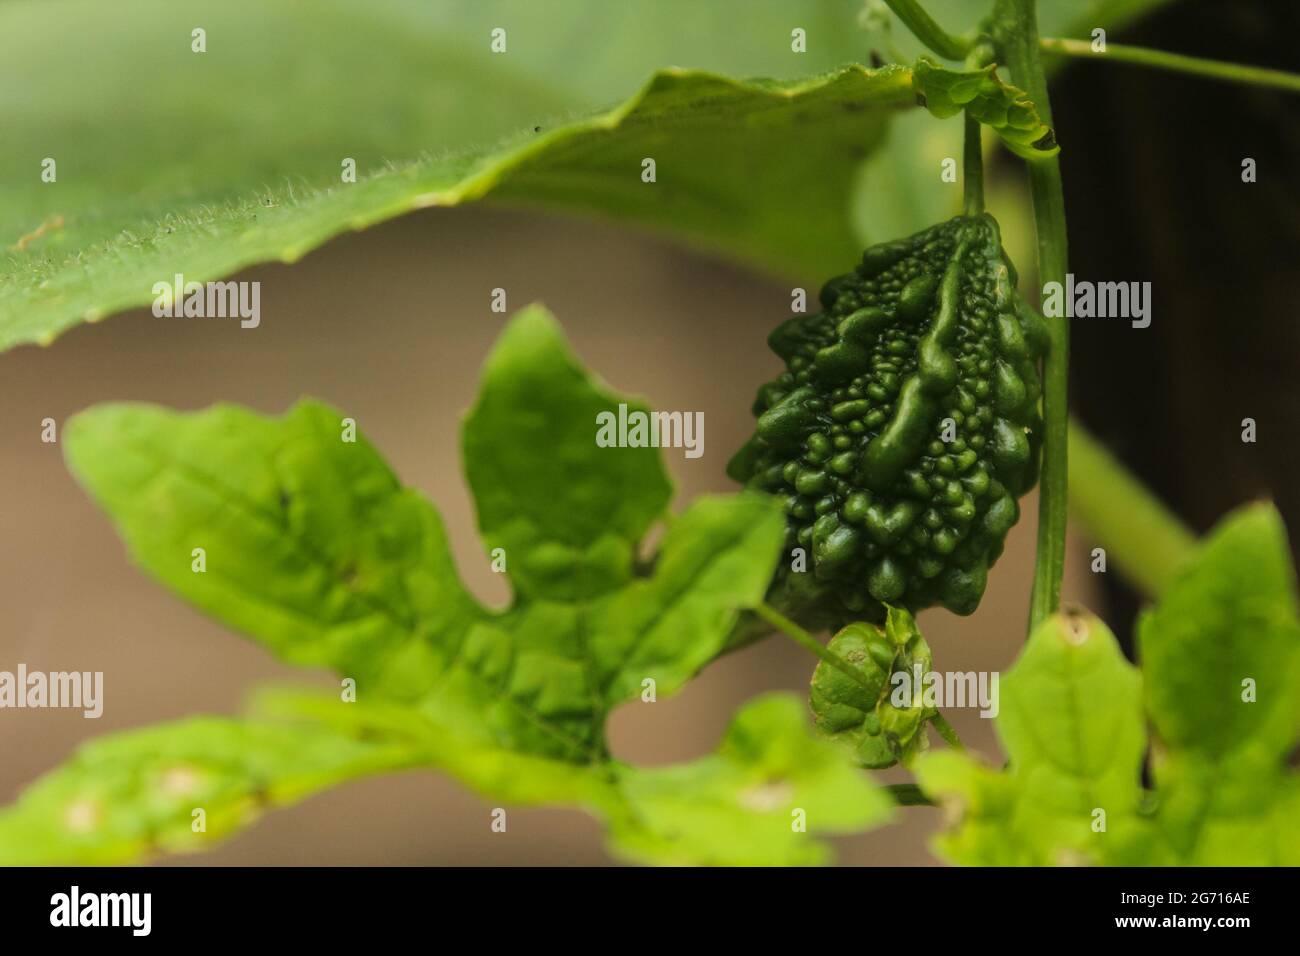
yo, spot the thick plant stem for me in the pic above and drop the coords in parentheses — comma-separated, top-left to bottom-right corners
(963, 111, 984, 215)
(882, 0, 972, 60)
(1040, 37, 1300, 94)
(995, 0, 1069, 633)
(1068, 421, 1197, 598)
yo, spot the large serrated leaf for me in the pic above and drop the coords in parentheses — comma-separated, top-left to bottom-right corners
(0, 0, 917, 353)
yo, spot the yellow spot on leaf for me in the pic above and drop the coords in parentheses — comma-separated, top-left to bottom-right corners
(63, 798, 100, 834)
(159, 765, 204, 798)
(739, 780, 794, 812)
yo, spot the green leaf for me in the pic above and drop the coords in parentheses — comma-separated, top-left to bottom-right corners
(1137, 503, 1300, 865)
(63, 398, 484, 704)
(0, 717, 417, 865)
(1, 0, 918, 353)
(917, 504, 1300, 866)
(62, 306, 785, 756)
(462, 305, 671, 601)
(810, 608, 935, 769)
(21, 303, 893, 864)
(413, 489, 790, 763)
(916, 609, 1147, 865)
(590, 494, 794, 706)
(912, 58, 1059, 160)
(610, 693, 894, 865)
(5, 0, 1175, 349)
(257, 688, 894, 866)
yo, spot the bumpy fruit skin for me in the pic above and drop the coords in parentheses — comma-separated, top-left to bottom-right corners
(729, 214, 1044, 627)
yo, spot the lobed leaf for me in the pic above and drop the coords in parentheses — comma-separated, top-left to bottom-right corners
(7, 304, 894, 864)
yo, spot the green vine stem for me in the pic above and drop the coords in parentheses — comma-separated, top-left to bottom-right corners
(930, 712, 964, 749)
(881, 0, 973, 60)
(1040, 37, 1300, 94)
(886, 783, 937, 807)
(993, 0, 1069, 633)
(963, 110, 984, 214)
(1068, 420, 1197, 598)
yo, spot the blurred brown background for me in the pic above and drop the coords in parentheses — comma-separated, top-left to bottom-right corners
(0, 205, 1102, 865)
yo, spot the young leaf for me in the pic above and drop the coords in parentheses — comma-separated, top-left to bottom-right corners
(917, 503, 1300, 866)
(912, 58, 1058, 159)
(1, 0, 917, 353)
(0, 717, 418, 865)
(810, 608, 935, 769)
(855, 0, 1175, 241)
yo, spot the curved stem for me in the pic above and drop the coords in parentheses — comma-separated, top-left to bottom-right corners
(882, 0, 972, 60)
(962, 110, 984, 215)
(994, 0, 1069, 633)
(754, 603, 878, 694)
(1067, 420, 1197, 597)
(886, 783, 936, 807)
(930, 712, 964, 749)
(1040, 37, 1300, 94)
